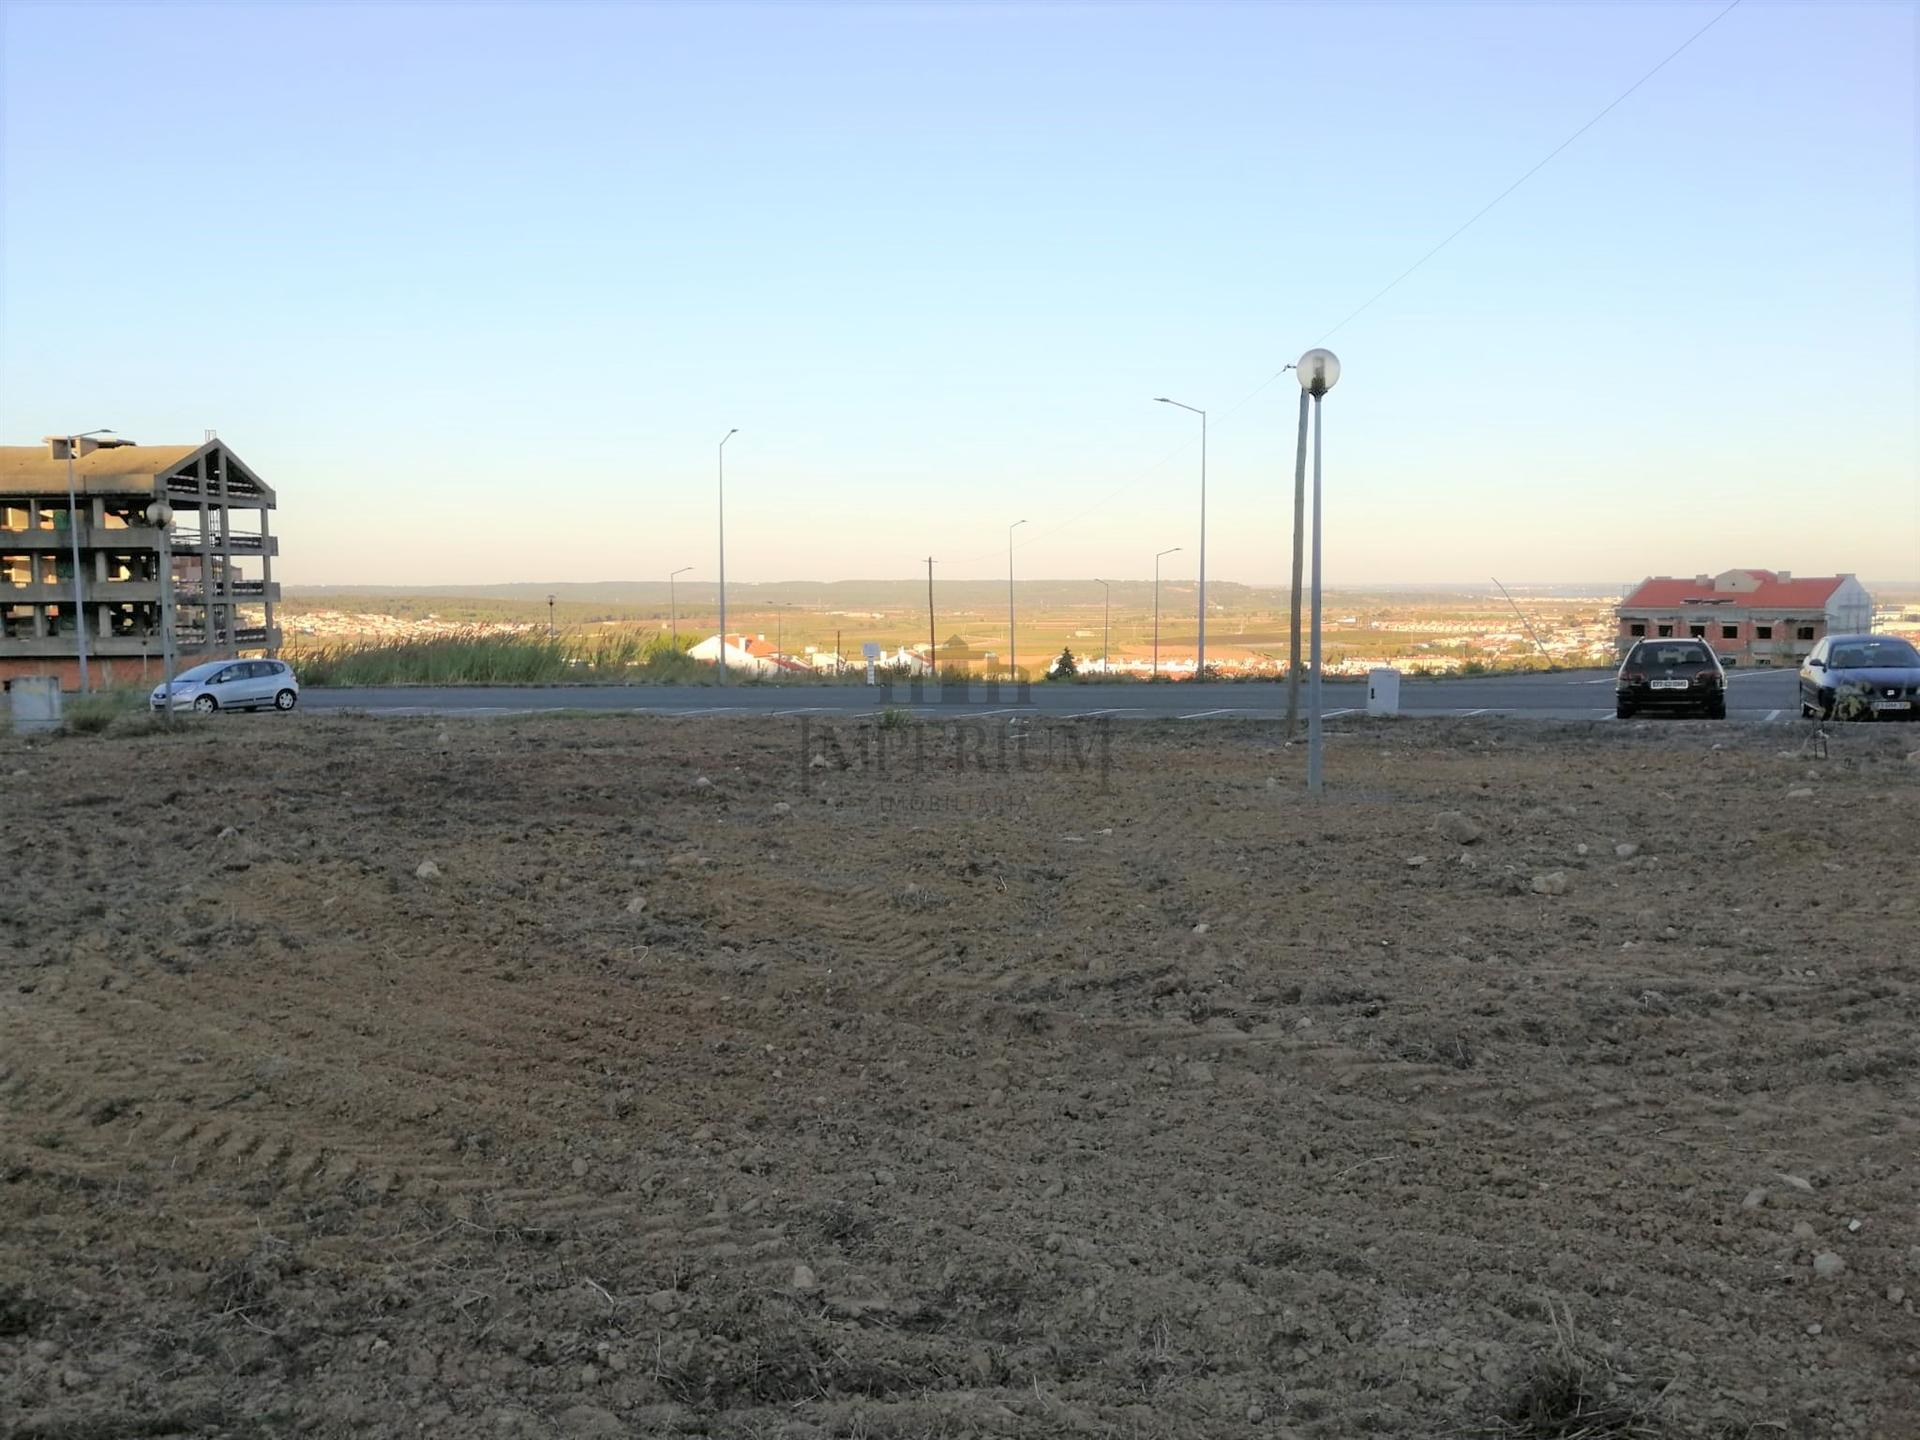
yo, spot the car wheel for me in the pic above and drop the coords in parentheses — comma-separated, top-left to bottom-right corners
(1816, 691, 1835, 722)
(274, 689, 298, 711)
(193, 694, 217, 714)
(1706, 701, 1726, 720)
(1615, 702, 1635, 720)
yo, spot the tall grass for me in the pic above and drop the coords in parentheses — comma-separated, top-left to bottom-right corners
(285, 629, 717, 686)
(55, 686, 149, 736)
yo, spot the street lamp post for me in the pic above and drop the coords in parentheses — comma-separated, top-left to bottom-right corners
(1007, 519, 1027, 681)
(1093, 578, 1110, 674)
(1285, 384, 1310, 739)
(1155, 398, 1207, 680)
(61, 428, 114, 691)
(146, 500, 176, 726)
(1295, 349, 1341, 795)
(717, 429, 737, 680)
(1153, 546, 1182, 679)
(669, 567, 692, 646)
(547, 593, 556, 638)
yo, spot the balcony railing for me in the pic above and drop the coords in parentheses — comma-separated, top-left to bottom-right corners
(171, 529, 274, 553)
(174, 579, 276, 600)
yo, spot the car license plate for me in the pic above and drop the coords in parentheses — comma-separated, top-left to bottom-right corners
(1651, 679, 1687, 690)
(1871, 700, 1911, 711)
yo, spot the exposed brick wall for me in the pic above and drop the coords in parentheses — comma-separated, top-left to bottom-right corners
(0, 656, 163, 692)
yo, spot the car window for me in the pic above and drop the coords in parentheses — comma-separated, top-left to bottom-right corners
(213, 666, 239, 684)
(248, 661, 273, 678)
(1832, 639, 1920, 669)
(1633, 643, 1710, 667)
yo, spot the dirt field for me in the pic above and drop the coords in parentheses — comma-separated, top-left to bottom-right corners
(2, 710, 1916, 1439)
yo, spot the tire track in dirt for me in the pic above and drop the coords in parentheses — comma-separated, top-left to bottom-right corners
(0, 985, 805, 1280)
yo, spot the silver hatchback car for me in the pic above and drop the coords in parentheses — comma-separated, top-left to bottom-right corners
(151, 658, 301, 714)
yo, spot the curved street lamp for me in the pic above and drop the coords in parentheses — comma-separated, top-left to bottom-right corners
(62, 427, 115, 691)
(1296, 349, 1340, 794)
(717, 429, 738, 680)
(146, 499, 176, 723)
(1155, 398, 1207, 679)
(1007, 519, 1027, 681)
(1092, 577, 1110, 674)
(1153, 546, 1182, 679)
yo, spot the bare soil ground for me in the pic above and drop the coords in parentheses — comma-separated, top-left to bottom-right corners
(1, 711, 1916, 1439)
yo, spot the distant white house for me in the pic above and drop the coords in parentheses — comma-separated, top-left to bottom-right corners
(687, 632, 814, 676)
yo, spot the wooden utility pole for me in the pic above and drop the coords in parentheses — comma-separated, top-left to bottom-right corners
(926, 557, 936, 672)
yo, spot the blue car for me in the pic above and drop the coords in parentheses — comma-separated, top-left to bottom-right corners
(1799, 634, 1920, 721)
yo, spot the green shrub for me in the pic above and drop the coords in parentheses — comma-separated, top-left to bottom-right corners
(59, 687, 144, 736)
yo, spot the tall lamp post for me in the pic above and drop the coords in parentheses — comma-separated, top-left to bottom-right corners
(1155, 398, 1207, 680)
(61, 427, 115, 691)
(1153, 546, 1182, 679)
(1006, 519, 1027, 681)
(1285, 380, 1310, 739)
(717, 428, 738, 681)
(547, 593, 556, 638)
(669, 566, 692, 646)
(146, 499, 176, 726)
(1295, 349, 1340, 794)
(1093, 577, 1110, 674)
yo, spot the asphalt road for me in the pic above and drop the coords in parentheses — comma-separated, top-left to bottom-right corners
(302, 666, 1809, 723)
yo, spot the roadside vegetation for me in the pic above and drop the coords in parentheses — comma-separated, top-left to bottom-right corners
(286, 631, 708, 687)
(51, 686, 164, 739)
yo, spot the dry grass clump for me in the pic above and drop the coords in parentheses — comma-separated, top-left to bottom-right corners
(1470, 1303, 1668, 1439)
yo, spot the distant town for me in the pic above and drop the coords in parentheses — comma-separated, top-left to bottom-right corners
(277, 576, 1920, 679)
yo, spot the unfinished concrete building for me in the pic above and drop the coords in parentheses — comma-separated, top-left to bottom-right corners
(0, 437, 279, 690)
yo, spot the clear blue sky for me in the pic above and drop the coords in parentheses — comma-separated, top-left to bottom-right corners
(3, 2, 1913, 587)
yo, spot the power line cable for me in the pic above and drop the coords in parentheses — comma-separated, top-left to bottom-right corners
(939, 0, 1744, 570)
(1315, 0, 1744, 344)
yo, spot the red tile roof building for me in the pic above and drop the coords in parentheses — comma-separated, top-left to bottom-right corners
(1616, 570, 1872, 665)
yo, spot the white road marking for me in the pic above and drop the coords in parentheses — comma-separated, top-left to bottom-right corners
(770, 707, 830, 716)
(1584, 675, 1617, 685)
(1073, 707, 1146, 717)
(1461, 708, 1494, 717)
(1596, 708, 1617, 721)
(1179, 708, 1254, 719)
(1322, 707, 1356, 719)
(1764, 708, 1781, 722)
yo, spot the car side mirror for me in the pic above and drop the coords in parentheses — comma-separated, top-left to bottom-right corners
(1807, 658, 1824, 669)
